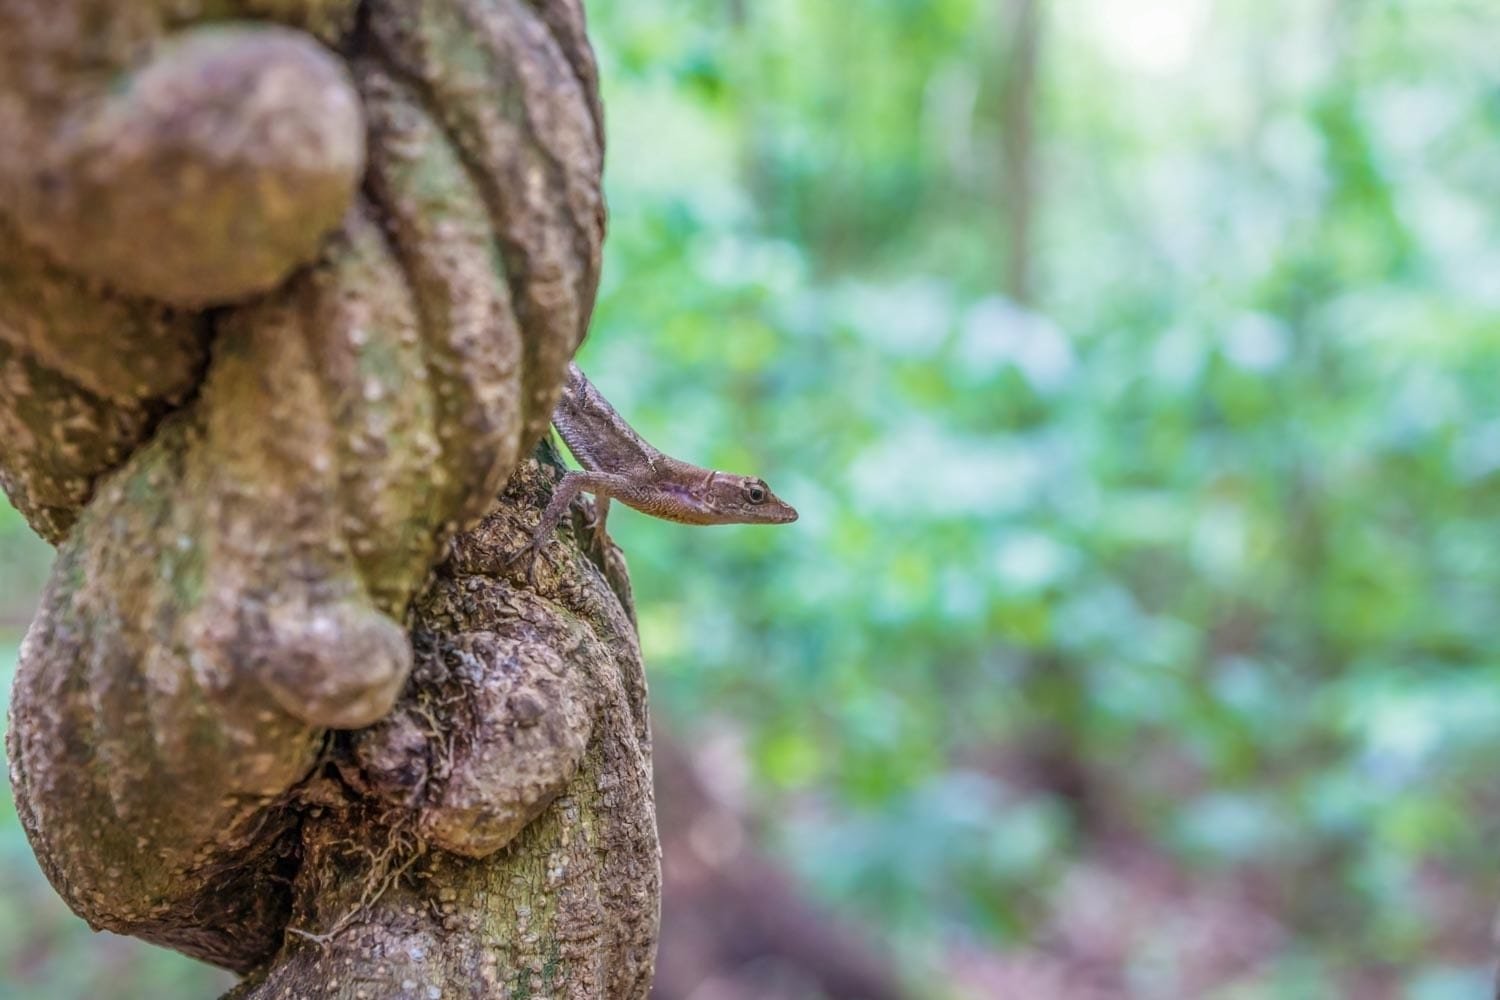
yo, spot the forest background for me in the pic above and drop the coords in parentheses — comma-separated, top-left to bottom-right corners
(2, 0, 1498, 997)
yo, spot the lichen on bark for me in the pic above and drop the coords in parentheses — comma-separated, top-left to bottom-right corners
(0, 0, 659, 995)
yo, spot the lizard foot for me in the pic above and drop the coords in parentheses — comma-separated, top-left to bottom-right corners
(503, 536, 549, 587)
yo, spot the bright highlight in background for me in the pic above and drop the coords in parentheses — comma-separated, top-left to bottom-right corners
(1086, 0, 1210, 75)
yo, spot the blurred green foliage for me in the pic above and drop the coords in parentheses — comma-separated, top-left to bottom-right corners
(5, 0, 1500, 996)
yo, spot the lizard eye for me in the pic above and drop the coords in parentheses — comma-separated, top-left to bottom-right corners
(744, 482, 767, 504)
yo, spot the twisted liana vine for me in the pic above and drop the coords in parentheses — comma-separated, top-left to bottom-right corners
(0, 1, 659, 995)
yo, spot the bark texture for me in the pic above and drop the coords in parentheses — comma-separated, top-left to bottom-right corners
(1, 0, 660, 995)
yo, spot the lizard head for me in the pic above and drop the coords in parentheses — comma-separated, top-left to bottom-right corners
(705, 473, 799, 525)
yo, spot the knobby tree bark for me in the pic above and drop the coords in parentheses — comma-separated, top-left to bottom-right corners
(0, 1, 660, 996)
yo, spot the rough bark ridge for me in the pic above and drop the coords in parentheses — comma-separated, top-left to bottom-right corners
(1, 0, 660, 995)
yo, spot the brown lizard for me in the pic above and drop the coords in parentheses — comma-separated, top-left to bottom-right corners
(510, 364, 798, 574)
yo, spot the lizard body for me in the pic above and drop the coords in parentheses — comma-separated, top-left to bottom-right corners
(514, 363, 797, 571)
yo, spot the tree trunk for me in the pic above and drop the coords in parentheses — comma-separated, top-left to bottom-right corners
(224, 456, 659, 998)
(999, 0, 1043, 305)
(0, 0, 659, 995)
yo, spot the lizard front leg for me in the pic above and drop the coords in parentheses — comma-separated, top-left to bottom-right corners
(510, 471, 635, 581)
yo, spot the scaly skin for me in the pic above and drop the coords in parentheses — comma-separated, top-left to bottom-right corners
(513, 363, 798, 575)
